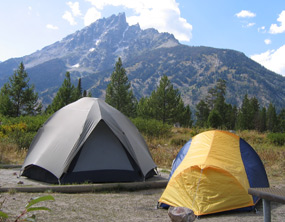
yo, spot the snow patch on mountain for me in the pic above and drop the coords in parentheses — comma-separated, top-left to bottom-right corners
(95, 40, 101, 46)
(72, 63, 80, 68)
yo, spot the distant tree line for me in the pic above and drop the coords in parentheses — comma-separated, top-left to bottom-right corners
(0, 60, 284, 133)
(195, 79, 285, 132)
(105, 58, 284, 132)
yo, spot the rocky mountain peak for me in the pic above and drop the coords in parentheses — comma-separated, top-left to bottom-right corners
(1, 13, 283, 110)
(21, 13, 179, 72)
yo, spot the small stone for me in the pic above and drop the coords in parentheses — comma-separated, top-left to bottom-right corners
(17, 181, 24, 185)
(168, 206, 196, 222)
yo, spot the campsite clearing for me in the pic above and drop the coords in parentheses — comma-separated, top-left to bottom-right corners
(1, 186, 285, 221)
(0, 169, 285, 221)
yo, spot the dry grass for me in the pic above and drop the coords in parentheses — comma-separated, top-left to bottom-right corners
(149, 144, 179, 168)
(0, 142, 26, 165)
(146, 127, 199, 168)
(236, 130, 268, 145)
(148, 129, 285, 183)
(235, 130, 285, 181)
(256, 148, 285, 180)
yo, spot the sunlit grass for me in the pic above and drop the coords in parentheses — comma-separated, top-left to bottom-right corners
(148, 128, 285, 183)
(0, 142, 26, 165)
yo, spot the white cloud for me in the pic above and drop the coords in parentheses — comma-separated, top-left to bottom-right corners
(62, 11, 77, 25)
(62, 2, 82, 26)
(84, 7, 101, 26)
(258, 26, 266, 33)
(264, 39, 271, 45)
(245, 22, 255, 28)
(251, 45, 285, 76)
(28, 6, 32, 15)
(67, 1, 82, 16)
(235, 10, 256, 18)
(46, 24, 59, 30)
(85, 0, 192, 42)
(269, 10, 285, 34)
(86, 0, 146, 12)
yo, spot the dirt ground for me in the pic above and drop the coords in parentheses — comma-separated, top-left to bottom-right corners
(1, 168, 285, 222)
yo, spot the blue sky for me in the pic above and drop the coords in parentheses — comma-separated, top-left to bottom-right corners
(0, 0, 285, 76)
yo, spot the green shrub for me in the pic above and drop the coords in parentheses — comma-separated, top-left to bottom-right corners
(170, 138, 188, 146)
(189, 128, 203, 137)
(10, 131, 37, 149)
(2, 114, 50, 132)
(0, 114, 49, 149)
(267, 133, 285, 146)
(131, 117, 172, 138)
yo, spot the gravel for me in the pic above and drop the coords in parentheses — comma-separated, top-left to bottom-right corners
(1, 168, 285, 222)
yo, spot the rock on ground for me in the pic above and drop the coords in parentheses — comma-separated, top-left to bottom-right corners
(168, 206, 196, 222)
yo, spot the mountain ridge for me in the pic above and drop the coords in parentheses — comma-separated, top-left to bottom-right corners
(0, 13, 284, 111)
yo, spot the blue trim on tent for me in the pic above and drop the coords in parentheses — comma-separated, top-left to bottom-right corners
(239, 138, 269, 203)
(159, 139, 192, 209)
(169, 139, 192, 179)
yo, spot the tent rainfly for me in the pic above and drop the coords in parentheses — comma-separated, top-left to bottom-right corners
(20, 98, 157, 184)
(158, 130, 269, 216)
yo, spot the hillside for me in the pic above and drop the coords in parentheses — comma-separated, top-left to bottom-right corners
(0, 13, 284, 110)
(122, 45, 285, 110)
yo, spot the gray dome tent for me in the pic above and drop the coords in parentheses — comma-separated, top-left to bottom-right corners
(20, 98, 157, 184)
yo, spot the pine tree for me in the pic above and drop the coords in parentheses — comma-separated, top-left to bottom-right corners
(48, 72, 76, 113)
(237, 94, 251, 130)
(74, 78, 83, 100)
(212, 79, 227, 126)
(267, 103, 278, 132)
(257, 107, 267, 132)
(250, 97, 260, 130)
(148, 75, 184, 124)
(199, 79, 227, 128)
(195, 99, 210, 127)
(208, 109, 222, 128)
(224, 104, 237, 130)
(277, 108, 285, 132)
(136, 77, 192, 127)
(206, 79, 226, 112)
(177, 104, 193, 127)
(137, 97, 153, 119)
(0, 84, 13, 116)
(105, 57, 137, 117)
(0, 62, 41, 117)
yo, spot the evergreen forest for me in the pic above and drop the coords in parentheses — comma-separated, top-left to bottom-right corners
(0, 60, 284, 151)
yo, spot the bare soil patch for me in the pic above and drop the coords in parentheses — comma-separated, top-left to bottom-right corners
(1, 168, 285, 222)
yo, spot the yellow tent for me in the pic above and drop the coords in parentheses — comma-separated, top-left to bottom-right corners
(159, 130, 269, 216)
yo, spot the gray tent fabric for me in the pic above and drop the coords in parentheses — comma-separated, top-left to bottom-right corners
(20, 98, 157, 184)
